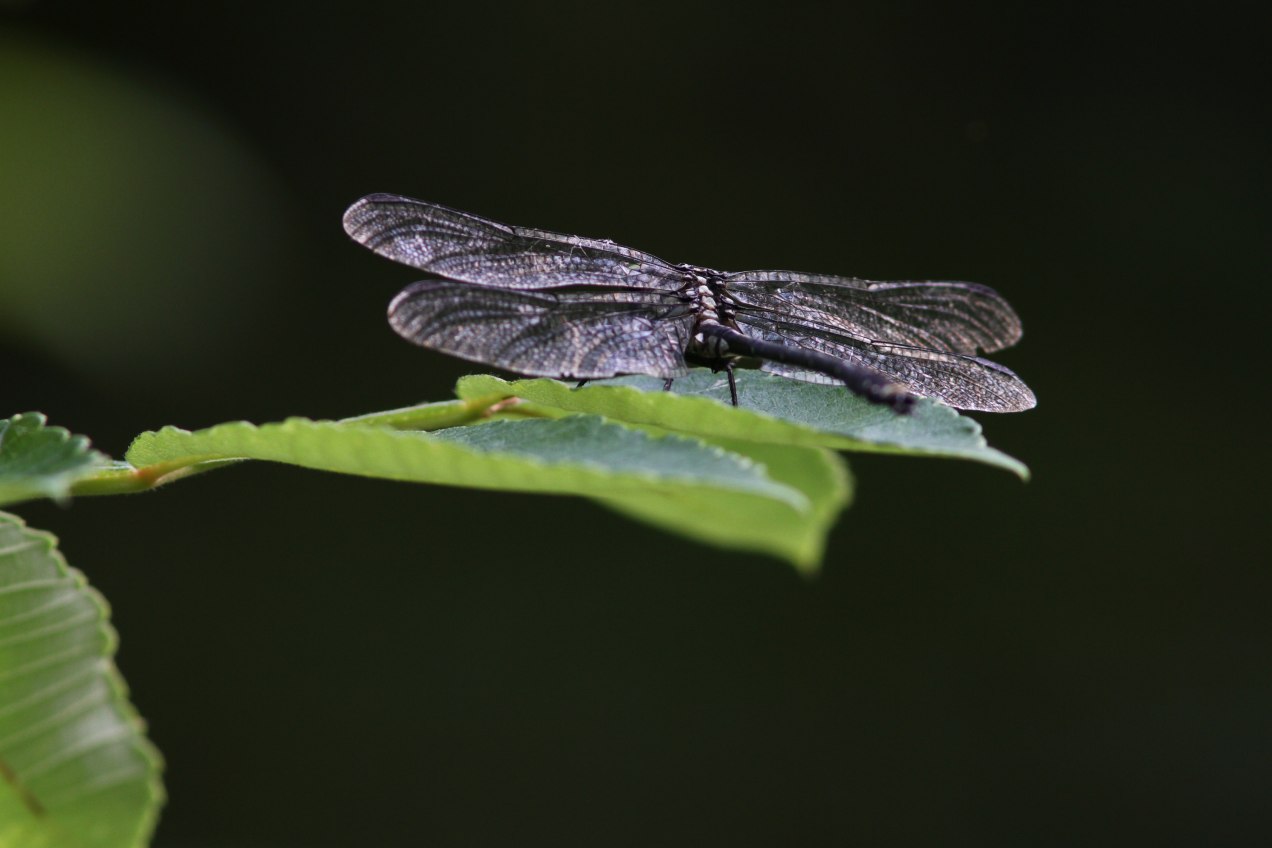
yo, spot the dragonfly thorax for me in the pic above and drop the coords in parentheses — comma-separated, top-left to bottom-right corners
(676, 264, 744, 363)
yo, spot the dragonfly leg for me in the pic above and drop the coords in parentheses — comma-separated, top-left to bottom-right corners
(725, 362, 739, 406)
(699, 323, 914, 413)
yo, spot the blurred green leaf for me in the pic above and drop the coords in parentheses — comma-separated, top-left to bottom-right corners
(126, 415, 845, 569)
(0, 414, 107, 507)
(456, 372, 1030, 478)
(0, 35, 292, 382)
(0, 511, 164, 848)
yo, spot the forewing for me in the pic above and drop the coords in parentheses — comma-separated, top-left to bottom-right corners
(735, 314, 1036, 412)
(388, 280, 696, 379)
(345, 194, 680, 290)
(725, 270, 1023, 355)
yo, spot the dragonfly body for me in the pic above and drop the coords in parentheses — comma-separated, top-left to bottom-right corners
(665, 264, 914, 409)
(344, 194, 1035, 413)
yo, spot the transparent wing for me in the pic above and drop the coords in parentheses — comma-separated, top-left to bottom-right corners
(725, 270, 1023, 355)
(734, 313, 1036, 412)
(345, 194, 681, 290)
(388, 280, 696, 379)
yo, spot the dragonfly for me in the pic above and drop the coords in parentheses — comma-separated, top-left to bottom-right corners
(343, 194, 1036, 414)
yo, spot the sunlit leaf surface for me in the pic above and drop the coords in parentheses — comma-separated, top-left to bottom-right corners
(126, 415, 846, 569)
(0, 511, 163, 848)
(0, 414, 106, 507)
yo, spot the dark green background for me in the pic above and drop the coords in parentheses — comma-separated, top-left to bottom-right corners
(3, 3, 1267, 845)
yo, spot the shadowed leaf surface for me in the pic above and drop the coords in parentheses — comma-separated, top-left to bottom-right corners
(455, 372, 1029, 477)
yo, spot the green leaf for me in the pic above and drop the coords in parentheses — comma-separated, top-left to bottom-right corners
(597, 437, 850, 570)
(0, 511, 163, 848)
(455, 372, 1029, 478)
(0, 414, 108, 507)
(430, 417, 796, 502)
(125, 416, 843, 569)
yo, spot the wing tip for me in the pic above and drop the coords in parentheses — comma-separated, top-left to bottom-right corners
(985, 387, 1037, 413)
(342, 193, 415, 239)
(964, 357, 1037, 412)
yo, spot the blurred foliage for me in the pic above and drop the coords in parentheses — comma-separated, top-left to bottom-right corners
(0, 34, 292, 385)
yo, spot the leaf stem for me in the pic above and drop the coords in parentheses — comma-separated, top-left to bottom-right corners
(66, 393, 558, 499)
(337, 394, 550, 428)
(69, 458, 244, 497)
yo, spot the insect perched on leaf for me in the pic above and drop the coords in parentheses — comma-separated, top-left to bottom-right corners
(343, 194, 1036, 414)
